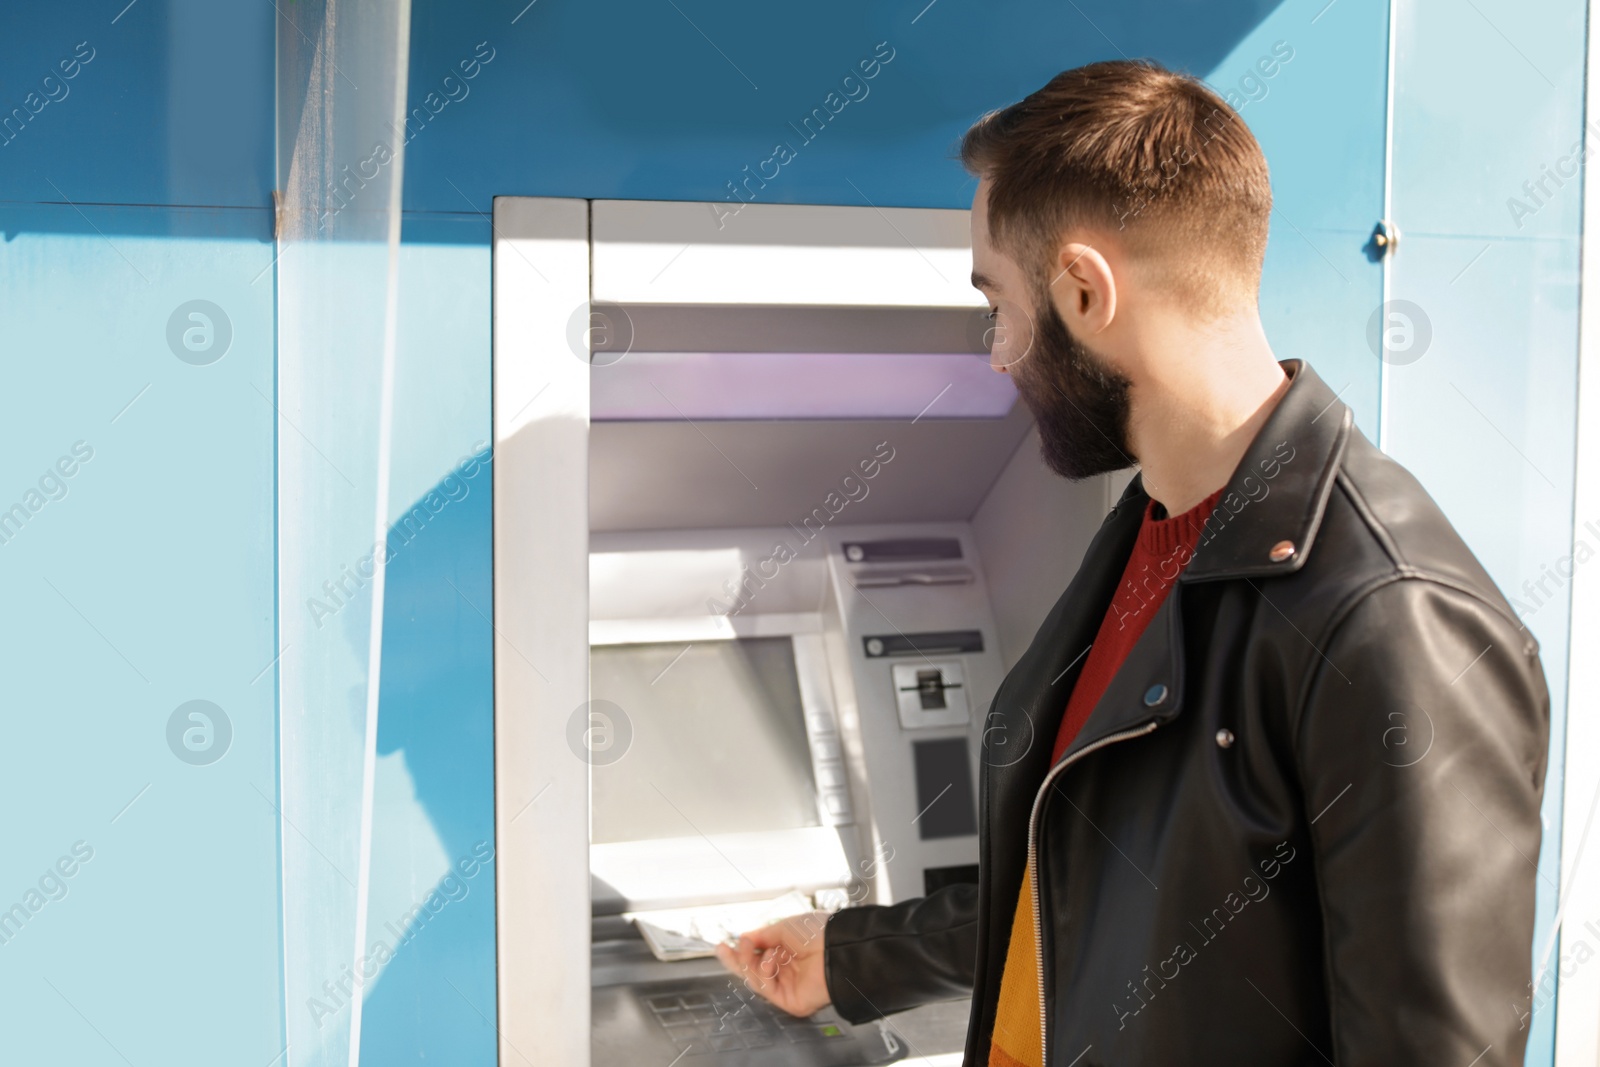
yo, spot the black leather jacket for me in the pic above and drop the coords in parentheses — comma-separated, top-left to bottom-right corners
(823, 359, 1550, 1066)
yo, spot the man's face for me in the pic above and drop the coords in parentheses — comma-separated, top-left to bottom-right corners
(970, 178, 1136, 480)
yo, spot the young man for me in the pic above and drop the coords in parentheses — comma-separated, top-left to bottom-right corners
(717, 59, 1550, 1065)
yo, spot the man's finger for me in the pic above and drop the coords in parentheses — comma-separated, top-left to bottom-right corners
(755, 942, 794, 981)
(725, 935, 773, 991)
(735, 922, 786, 951)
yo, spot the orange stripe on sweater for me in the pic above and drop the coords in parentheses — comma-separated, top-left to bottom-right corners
(987, 872, 1043, 1067)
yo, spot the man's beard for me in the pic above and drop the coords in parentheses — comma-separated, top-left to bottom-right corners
(1009, 299, 1136, 480)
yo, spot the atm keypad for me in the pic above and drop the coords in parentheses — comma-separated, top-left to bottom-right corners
(643, 988, 849, 1055)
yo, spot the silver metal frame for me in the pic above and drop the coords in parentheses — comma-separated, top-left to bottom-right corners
(492, 196, 593, 1067)
(1552, 4, 1600, 1056)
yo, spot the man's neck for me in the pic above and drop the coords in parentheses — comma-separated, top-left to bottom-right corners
(1125, 313, 1289, 516)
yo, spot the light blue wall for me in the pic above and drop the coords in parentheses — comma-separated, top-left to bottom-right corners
(1386, 0, 1588, 1058)
(1211, 0, 1390, 438)
(0, 219, 282, 1055)
(0, 3, 281, 1064)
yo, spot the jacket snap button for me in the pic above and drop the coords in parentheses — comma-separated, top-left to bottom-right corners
(1216, 729, 1235, 748)
(1269, 539, 1296, 562)
(1142, 684, 1168, 707)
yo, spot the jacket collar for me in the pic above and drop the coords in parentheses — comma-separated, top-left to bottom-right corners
(981, 360, 1353, 778)
(1047, 359, 1351, 764)
(1114, 358, 1353, 584)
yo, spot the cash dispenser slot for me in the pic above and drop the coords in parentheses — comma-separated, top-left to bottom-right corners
(852, 565, 974, 588)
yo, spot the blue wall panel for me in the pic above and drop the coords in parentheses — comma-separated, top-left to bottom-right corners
(0, 204, 282, 1064)
(401, 0, 1289, 214)
(358, 224, 499, 1064)
(1386, 0, 1588, 1059)
(0, 1, 273, 212)
(1207, 0, 1390, 440)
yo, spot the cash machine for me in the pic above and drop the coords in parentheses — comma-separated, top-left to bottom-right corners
(492, 197, 1113, 1066)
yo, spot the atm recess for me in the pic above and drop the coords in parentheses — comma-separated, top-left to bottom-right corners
(500, 196, 1010, 1067)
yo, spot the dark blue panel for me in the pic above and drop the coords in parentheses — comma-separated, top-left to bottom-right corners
(0, 0, 273, 211)
(402, 0, 1286, 212)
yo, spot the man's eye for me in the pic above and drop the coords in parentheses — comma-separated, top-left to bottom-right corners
(987, 307, 999, 320)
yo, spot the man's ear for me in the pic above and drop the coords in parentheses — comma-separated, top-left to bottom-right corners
(1048, 241, 1117, 335)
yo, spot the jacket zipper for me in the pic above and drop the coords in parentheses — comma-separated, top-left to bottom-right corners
(1027, 718, 1160, 1065)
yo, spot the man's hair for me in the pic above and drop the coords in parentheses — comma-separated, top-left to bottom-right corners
(960, 59, 1272, 316)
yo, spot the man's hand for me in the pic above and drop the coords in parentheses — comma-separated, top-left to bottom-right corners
(713, 911, 832, 1018)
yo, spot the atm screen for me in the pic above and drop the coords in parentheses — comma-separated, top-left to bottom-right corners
(590, 637, 820, 845)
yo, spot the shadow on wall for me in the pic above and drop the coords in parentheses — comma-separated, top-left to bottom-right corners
(358, 454, 498, 1065)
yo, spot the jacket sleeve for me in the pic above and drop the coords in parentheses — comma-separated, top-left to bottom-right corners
(1296, 578, 1549, 1066)
(822, 882, 980, 1023)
